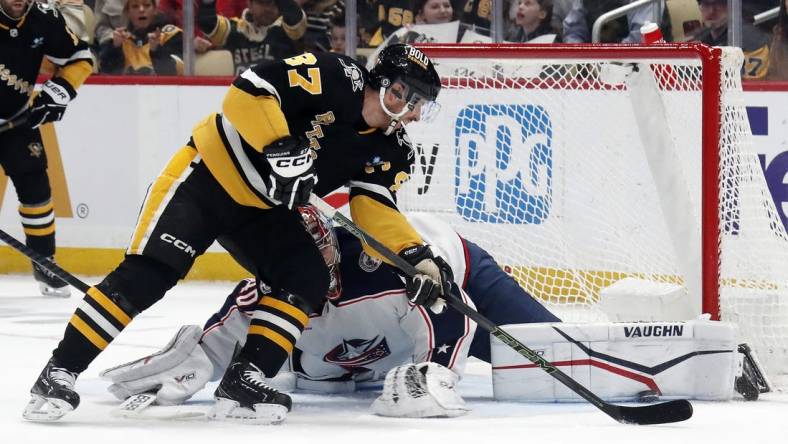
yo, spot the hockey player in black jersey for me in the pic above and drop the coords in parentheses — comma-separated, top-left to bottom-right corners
(0, 0, 93, 298)
(24, 43, 444, 424)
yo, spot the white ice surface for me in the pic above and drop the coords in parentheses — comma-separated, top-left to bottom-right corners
(1, 275, 787, 444)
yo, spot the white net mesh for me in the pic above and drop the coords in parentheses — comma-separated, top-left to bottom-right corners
(399, 45, 788, 383)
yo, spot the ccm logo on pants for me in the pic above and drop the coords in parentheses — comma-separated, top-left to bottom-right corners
(160, 233, 197, 257)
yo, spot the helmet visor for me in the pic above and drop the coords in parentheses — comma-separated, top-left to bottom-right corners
(387, 79, 441, 123)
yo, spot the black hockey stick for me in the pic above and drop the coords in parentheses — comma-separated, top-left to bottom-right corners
(0, 228, 88, 293)
(308, 195, 693, 425)
(0, 114, 29, 135)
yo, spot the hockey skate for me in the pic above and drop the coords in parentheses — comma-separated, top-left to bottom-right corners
(209, 356, 291, 425)
(32, 260, 70, 298)
(23, 358, 80, 421)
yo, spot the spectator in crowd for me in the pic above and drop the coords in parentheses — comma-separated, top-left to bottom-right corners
(198, 0, 306, 74)
(550, 0, 571, 33)
(217, 0, 248, 17)
(414, 0, 453, 24)
(458, 0, 491, 35)
(768, 0, 788, 79)
(506, 0, 558, 42)
(368, 0, 416, 45)
(562, 0, 663, 43)
(297, 0, 345, 52)
(94, 0, 212, 55)
(328, 14, 346, 52)
(691, 0, 771, 79)
(98, 0, 185, 75)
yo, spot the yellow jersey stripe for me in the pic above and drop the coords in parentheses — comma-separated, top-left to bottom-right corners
(260, 296, 309, 327)
(23, 226, 55, 236)
(87, 287, 132, 326)
(128, 146, 197, 254)
(57, 60, 93, 90)
(222, 86, 289, 151)
(69, 314, 109, 350)
(19, 202, 54, 215)
(349, 194, 423, 263)
(192, 114, 274, 209)
(248, 325, 294, 353)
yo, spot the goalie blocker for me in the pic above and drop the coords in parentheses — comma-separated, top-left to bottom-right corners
(491, 320, 769, 402)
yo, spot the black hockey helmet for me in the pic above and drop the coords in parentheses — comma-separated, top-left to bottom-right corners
(368, 44, 442, 133)
(369, 43, 441, 104)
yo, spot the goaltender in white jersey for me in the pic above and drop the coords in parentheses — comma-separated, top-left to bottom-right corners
(101, 211, 766, 420)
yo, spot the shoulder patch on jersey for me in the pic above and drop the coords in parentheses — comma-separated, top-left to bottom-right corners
(338, 58, 364, 92)
(395, 128, 412, 149)
(359, 251, 382, 273)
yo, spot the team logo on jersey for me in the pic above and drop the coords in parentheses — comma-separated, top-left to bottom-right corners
(27, 142, 44, 158)
(31, 37, 44, 49)
(394, 128, 412, 150)
(338, 58, 364, 92)
(454, 104, 553, 224)
(323, 336, 391, 369)
(358, 251, 382, 272)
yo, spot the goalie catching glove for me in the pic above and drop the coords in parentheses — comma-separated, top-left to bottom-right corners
(29, 78, 76, 129)
(100, 325, 213, 406)
(371, 362, 468, 418)
(399, 245, 453, 314)
(264, 135, 317, 209)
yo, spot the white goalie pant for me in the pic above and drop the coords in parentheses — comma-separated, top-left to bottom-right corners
(491, 320, 742, 402)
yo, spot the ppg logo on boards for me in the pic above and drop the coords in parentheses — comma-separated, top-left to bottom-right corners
(454, 104, 552, 224)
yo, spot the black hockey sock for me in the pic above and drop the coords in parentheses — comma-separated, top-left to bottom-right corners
(19, 200, 55, 257)
(51, 256, 179, 373)
(53, 285, 139, 373)
(241, 294, 310, 377)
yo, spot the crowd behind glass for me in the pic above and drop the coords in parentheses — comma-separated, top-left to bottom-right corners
(53, 0, 788, 80)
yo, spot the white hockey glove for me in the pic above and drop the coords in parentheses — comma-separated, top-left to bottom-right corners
(263, 136, 317, 209)
(371, 363, 468, 418)
(100, 325, 214, 406)
(399, 245, 452, 314)
(29, 78, 76, 129)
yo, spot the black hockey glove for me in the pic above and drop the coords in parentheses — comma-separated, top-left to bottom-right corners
(29, 78, 76, 129)
(263, 135, 317, 209)
(399, 245, 453, 314)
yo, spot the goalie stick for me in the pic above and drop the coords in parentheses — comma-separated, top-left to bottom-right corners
(308, 195, 693, 425)
(0, 114, 29, 135)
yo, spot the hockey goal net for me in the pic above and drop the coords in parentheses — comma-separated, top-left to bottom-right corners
(400, 43, 788, 384)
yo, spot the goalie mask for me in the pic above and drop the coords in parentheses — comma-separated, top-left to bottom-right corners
(298, 205, 342, 300)
(368, 44, 442, 135)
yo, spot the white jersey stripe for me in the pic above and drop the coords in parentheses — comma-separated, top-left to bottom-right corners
(240, 69, 282, 105)
(20, 213, 55, 225)
(78, 302, 121, 338)
(253, 310, 303, 339)
(219, 116, 275, 202)
(347, 180, 396, 206)
(45, 49, 94, 65)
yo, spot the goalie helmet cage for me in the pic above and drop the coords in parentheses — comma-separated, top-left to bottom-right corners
(400, 43, 788, 384)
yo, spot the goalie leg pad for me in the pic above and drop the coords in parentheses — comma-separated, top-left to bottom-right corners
(492, 320, 741, 402)
(100, 325, 213, 405)
(371, 363, 468, 418)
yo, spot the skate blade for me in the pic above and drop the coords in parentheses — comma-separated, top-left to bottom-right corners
(38, 283, 71, 298)
(208, 398, 287, 425)
(22, 394, 73, 422)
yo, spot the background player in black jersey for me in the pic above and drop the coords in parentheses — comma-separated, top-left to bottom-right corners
(24, 44, 446, 425)
(0, 0, 93, 298)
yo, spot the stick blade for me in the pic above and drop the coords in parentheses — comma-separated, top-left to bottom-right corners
(606, 399, 693, 425)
